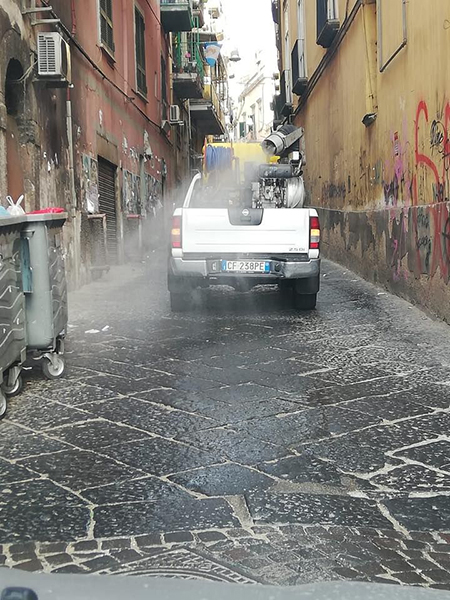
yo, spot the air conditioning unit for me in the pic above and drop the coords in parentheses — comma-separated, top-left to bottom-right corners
(37, 32, 71, 86)
(169, 105, 181, 124)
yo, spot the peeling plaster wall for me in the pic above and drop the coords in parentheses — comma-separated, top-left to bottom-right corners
(70, 49, 173, 283)
(0, 1, 175, 289)
(64, 0, 174, 285)
(0, 4, 85, 289)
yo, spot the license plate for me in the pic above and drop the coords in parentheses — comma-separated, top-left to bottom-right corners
(221, 260, 270, 273)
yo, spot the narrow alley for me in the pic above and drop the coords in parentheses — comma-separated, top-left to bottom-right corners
(2, 259, 450, 588)
(3, 0, 450, 594)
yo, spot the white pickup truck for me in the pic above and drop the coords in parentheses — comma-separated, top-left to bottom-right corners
(168, 172, 320, 312)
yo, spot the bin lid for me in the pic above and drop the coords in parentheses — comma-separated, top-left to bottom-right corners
(24, 212, 68, 224)
(28, 208, 65, 215)
(0, 215, 27, 227)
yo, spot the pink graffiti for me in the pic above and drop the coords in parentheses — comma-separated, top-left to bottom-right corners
(412, 100, 450, 279)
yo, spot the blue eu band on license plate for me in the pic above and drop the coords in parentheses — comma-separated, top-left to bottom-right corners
(221, 260, 271, 273)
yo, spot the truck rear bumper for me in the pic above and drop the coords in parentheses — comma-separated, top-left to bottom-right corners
(169, 257, 320, 281)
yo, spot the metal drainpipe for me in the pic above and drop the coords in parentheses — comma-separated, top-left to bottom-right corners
(66, 88, 80, 288)
(187, 99, 192, 174)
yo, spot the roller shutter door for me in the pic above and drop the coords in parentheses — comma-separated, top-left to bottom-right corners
(98, 157, 118, 262)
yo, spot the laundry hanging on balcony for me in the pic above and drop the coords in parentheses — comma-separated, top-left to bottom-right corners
(204, 42, 221, 66)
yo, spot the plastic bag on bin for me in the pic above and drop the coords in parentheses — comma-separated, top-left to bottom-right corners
(6, 195, 25, 216)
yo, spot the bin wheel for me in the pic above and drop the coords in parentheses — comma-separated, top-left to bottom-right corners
(2, 374, 23, 397)
(42, 355, 65, 379)
(0, 391, 6, 418)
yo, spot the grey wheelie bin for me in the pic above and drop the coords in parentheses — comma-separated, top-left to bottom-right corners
(22, 212, 68, 379)
(0, 215, 27, 416)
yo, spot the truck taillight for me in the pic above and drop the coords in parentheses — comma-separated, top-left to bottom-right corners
(171, 215, 182, 248)
(310, 216, 320, 250)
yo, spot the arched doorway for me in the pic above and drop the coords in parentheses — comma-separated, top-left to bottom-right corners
(5, 58, 25, 201)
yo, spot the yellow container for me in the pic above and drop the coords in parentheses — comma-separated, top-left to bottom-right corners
(204, 142, 275, 184)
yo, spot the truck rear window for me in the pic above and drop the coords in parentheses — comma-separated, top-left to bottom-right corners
(190, 185, 248, 209)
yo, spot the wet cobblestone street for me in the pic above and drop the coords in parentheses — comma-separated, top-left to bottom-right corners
(2, 259, 450, 588)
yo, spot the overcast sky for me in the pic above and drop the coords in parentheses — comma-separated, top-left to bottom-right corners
(220, 0, 277, 99)
(221, 0, 275, 60)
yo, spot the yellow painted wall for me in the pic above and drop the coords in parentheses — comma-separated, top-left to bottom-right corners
(303, 1, 361, 97)
(299, 6, 375, 211)
(298, 0, 450, 211)
(280, 0, 360, 104)
(285, 0, 450, 319)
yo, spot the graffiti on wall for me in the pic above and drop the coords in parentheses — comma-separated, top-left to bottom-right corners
(372, 99, 450, 283)
(414, 100, 450, 204)
(381, 125, 413, 209)
(322, 98, 450, 288)
(81, 154, 99, 213)
(122, 170, 163, 217)
(409, 100, 450, 281)
(122, 170, 141, 215)
(322, 182, 347, 203)
(389, 211, 408, 281)
(144, 174, 163, 218)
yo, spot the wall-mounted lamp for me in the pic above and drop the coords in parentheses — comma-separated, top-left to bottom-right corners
(362, 113, 377, 127)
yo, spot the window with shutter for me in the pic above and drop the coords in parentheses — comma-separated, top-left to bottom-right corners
(100, 0, 115, 54)
(161, 56, 168, 121)
(316, 0, 339, 48)
(135, 7, 147, 96)
(161, 57, 167, 103)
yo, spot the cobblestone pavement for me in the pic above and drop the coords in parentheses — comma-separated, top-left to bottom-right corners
(2, 259, 450, 589)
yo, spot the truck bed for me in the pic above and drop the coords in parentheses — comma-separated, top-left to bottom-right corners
(180, 207, 311, 255)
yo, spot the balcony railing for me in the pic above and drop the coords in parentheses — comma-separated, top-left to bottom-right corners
(172, 31, 205, 99)
(204, 81, 225, 127)
(192, 0, 205, 27)
(189, 79, 226, 135)
(173, 33, 204, 80)
(194, 18, 223, 43)
(160, 0, 193, 32)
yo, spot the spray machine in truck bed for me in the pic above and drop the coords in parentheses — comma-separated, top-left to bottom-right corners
(203, 125, 306, 210)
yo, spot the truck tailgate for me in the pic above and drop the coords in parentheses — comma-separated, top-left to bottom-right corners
(181, 208, 310, 254)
